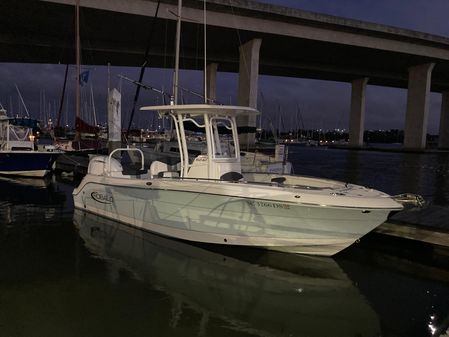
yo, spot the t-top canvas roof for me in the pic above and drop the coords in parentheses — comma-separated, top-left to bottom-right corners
(140, 104, 259, 117)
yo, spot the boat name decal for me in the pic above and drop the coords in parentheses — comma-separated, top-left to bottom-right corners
(247, 201, 290, 209)
(91, 191, 113, 204)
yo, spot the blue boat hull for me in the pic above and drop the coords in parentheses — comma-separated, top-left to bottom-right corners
(0, 151, 61, 177)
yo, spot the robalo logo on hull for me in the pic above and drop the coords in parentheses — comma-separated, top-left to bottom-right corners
(91, 191, 113, 204)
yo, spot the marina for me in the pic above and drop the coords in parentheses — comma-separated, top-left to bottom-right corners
(1, 146, 449, 336)
(2, 0, 449, 336)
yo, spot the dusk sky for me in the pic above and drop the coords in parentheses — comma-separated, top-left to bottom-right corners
(1, 0, 449, 133)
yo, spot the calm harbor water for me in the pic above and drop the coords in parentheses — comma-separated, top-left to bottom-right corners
(1, 146, 449, 337)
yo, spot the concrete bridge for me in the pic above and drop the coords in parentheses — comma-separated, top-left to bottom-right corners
(2, 0, 449, 149)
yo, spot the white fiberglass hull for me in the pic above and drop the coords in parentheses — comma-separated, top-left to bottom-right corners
(73, 175, 401, 256)
(0, 169, 49, 177)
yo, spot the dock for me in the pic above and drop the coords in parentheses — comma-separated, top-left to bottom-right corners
(376, 205, 449, 249)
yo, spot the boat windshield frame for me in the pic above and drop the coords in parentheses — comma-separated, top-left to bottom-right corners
(209, 116, 237, 160)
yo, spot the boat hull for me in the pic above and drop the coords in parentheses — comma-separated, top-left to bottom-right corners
(0, 151, 60, 177)
(73, 177, 396, 256)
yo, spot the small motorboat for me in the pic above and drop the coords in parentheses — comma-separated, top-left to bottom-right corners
(73, 104, 406, 256)
(0, 108, 61, 177)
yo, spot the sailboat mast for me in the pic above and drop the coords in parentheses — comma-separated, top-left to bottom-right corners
(56, 64, 69, 128)
(90, 84, 97, 126)
(173, 0, 182, 104)
(75, 0, 81, 140)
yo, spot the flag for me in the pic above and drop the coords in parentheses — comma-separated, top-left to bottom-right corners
(79, 70, 89, 86)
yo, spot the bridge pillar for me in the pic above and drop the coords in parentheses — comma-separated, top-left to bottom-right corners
(438, 91, 449, 149)
(404, 63, 435, 150)
(237, 38, 262, 148)
(206, 63, 218, 104)
(348, 77, 369, 147)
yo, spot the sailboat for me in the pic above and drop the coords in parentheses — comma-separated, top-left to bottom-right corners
(72, 1, 417, 256)
(53, 0, 104, 154)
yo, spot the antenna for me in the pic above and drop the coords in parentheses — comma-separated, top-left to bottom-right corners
(203, 0, 207, 103)
(173, 0, 182, 104)
(75, 0, 81, 140)
(107, 62, 110, 96)
(15, 84, 30, 117)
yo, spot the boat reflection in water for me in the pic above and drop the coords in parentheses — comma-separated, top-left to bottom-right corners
(74, 209, 381, 337)
(0, 175, 68, 225)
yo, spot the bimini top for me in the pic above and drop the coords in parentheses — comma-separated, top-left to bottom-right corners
(140, 104, 259, 117)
